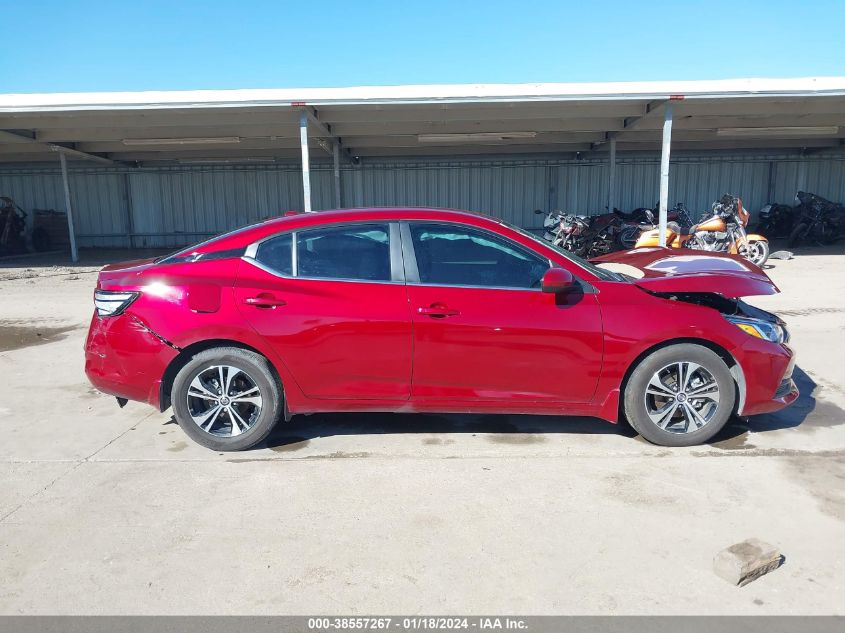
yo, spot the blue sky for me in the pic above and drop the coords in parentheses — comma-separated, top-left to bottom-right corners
(2, 0, 843, 93)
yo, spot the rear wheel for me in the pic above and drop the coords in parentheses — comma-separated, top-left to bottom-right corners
(788, 222, 810, 248)
(618, 226, 639, 250)
(171, 347, 282, 451)
(623, 343, 735, 447)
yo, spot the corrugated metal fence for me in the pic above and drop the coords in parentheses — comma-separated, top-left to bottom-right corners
(1, 152, 844, 248)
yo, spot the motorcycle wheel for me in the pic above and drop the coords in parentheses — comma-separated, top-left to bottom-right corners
(743, 240, 770, 267)
(820, 223, 837, 245)
(618, 227, 638, 250)
(788, 223, 810, 248)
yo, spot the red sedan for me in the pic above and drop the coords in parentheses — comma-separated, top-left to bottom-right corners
(85, 208, 797, 450)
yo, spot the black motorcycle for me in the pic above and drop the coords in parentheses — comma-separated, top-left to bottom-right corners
(0, 196, 28, 256)
(788, 191, 845, 247)
(612, 207, 656, 249)
(755, 203, 796, 239)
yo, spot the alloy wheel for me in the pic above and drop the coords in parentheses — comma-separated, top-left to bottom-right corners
(186, 364, 263, 437)
(741, 241, 767, 266)
(643, 361, 721, 434)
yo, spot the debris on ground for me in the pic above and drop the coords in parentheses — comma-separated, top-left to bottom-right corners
(769, 250, 793, 260)
(713, 538, 784, 586)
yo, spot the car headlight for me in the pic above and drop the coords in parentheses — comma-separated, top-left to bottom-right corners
(725, 315, 785, 344)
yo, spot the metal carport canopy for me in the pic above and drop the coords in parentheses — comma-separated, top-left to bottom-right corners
(1, 76, 845, 257)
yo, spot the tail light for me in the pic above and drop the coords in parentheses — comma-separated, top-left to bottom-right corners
(94, 290, 139, 317)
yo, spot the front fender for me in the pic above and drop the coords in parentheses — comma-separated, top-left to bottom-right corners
(745, 233, 769, 242)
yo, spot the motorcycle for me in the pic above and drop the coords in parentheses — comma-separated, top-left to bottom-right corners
(0, 197, 28, 256)
(534, 208, 566, 243)
(755, 202, 796, 239)
(787, 191, 845, 247)
(615, 203, 692, 250)
(634, 194, 770, 266)
(613, 207, 656, 249)
(555, 213, 594, 256)
(535, 209, 608, 257)
(613, 206, 655, 224)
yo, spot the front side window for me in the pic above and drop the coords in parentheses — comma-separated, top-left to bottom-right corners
(409, 223, 549, 289)
(297, 224, 391, 282)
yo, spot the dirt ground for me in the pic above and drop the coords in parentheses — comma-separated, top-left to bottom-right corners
(0, 244, 843, 615)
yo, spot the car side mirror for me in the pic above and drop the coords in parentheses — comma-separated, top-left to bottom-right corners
(541, 267, 575, 293)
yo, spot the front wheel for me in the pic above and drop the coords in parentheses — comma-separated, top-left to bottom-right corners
(742, 239, 770, 266)
(623, 343, 736, 447)
(171, 347, 283, 451)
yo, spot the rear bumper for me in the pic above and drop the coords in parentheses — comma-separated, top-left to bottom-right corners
(737, 339, 799, 416)
(84, 312, 179, 409)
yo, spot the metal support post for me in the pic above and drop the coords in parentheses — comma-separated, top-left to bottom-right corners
(59, 152, 79, 262)
(299, 111, 312, 212)
(658, 104, 674, 247)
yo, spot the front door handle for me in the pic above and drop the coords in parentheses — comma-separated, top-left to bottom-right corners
(418, 304, 459, 318)
(244, 294, 287, 308)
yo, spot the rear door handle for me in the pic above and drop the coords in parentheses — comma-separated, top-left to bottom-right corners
(418, 304, 459, 318)
(244, 294, 287, 308)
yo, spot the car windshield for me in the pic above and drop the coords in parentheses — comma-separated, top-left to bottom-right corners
(500, 219, 629, 282)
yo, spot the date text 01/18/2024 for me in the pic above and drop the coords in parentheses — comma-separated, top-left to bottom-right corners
(306, 617, 528, 630)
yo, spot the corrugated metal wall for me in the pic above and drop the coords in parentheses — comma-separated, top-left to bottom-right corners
(1, 152, 844, 248)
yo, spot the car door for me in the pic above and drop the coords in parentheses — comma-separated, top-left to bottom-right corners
(235, 222, 412, 400)
(402, 221, 603, 403)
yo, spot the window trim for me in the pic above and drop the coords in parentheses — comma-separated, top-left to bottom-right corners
(243, 221, 404, 285)
(399, 220, 554, 292)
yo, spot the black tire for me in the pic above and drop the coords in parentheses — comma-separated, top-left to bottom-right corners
(171, 347, 283, 451)
(623, 343, 736, 447)
(820, 223, 837, 244)
(618, 226, 639, 250)
(788, 222, 809, 248)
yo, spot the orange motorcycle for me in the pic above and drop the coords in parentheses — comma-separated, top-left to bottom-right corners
(634, 194, 770, 266)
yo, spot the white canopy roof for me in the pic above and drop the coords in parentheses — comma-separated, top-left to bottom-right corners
(1, 77, 844, 164)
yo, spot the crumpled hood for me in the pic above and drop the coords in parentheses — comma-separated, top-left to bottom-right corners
(590, 247, 779, 298)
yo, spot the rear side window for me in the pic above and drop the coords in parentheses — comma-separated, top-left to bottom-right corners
(255, 233, 292, 275)
(409, 222, 549, 289)
(297, 224, 390, 281)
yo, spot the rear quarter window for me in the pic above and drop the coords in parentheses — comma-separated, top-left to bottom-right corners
(255, 233, 293, 275)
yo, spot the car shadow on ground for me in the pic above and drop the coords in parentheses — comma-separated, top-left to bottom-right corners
(261, 366, 830, 451)
(264, 410, 639, 451)
(708, 366, 841, 447)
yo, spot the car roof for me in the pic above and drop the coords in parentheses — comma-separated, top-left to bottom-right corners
(201, 207, 505, 252)
(266, 207, 490, 227)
